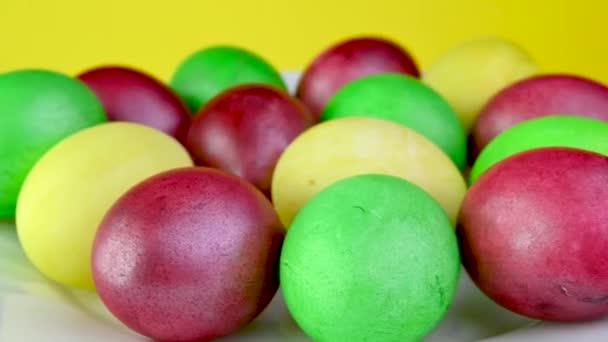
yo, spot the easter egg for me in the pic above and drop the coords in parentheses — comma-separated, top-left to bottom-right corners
(271, 117, 467, 227)
(459, 148, 608, 321)
(78, 66, 191, 143)
(470, 116, 608, 183)
(93, 167, 284, 342)
(472, 74, 608, 154)
(170, 46, 286, 112)
(0, 70, 106, 218)
(423, 37, 538, 132)
(187, 85, 314, 195)
(322, 74, 467, 170)
(296, 36, 420, 117)
(16, 122, 192, 289)
(281, 174, 460, 342)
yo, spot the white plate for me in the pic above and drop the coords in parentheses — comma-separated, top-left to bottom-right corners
(1, 73, 607, 341)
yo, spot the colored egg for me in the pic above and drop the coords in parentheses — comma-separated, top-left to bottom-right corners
(93, 167, 284, 341)
(470, 115, 608, 183)
(170, 46, 287, 112)
(296, 36, 420, 117)
(472, 74, 608, 154)
(78, 66, 191, 143)
(459, 148, 608, 321)
(281, 174, 460, 342)
(16, 122, 193, 289)
(187, 85, 314, 196)
(0, 70, 106, 218)
(271, 117, 467, 227)
(423, 37, 538, 132)
(322, 73, 467, 170)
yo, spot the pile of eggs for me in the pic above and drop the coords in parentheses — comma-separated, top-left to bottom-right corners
(2, 35, 608, 342)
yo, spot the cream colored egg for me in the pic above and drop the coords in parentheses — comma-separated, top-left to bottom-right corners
(16, 122, 193, 289)
(423, 37, 538, 132)
(271, 117, 466, 227)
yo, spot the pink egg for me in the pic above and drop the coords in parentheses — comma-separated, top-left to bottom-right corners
(472, 74, 608, 155)
(296, 37, 420, 116)
(459, 147, 608, 321)
(78, 66, 191, 143)
(187, 84, 314, 196)
(92, 167, 284, 342)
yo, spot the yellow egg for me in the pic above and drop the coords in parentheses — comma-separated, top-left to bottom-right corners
(16, 122, 193, 289)
(271, 117, 466, 227)
(422, 37, 538, 132)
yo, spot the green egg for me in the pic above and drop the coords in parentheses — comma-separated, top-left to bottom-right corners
(322, 73, 467, 170)
(170, 46, 287, 112)
(470, 115, 608, 184)
(0, 69, 106, 218)
(280, 174, 460, 342)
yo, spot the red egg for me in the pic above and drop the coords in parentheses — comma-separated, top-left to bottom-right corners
(92, 167, 284, 342)
(187, 85, 314, 196)
(78, 66, 191, 143)
(472, 74, 608, 155)
(458, 147, 608, 321)
(296, 37, 420, 116)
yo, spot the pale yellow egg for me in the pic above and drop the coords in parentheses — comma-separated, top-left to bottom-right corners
(423, 37, 538, 132)
(271, 117, 467, 227)
(16, 122, 193, 289)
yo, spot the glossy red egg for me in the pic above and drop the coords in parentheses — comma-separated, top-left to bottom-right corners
(296, 37, 420, 116)
(187, 85, 314, 196)
(458, 147, 608, 321)
(472, 74, 608, 155)
(78, 66, 191, 143)
(92, 167, 284, 342)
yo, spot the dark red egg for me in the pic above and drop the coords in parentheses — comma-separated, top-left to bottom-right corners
(187, 84, 314, 196)
(458, 147, 608, 321)
(78, 66, 191, 143)
(296, 37, 420, 117)
(92, 167, 284, 342)
(472, 74, 608, 155)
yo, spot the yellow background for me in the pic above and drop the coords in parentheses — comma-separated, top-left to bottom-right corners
(1, 0, 606, 82)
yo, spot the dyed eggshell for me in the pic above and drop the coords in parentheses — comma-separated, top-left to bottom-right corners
(459, 148, 608, 321)
(281, 174, 460, 341)
(16, 122, 193, 289)
(170, 46, 286, 112)
(187, 85, 314, 195)
(297, 37, 420, 116)
(472, 74, 608, 153)
(271, 117, 467, 227)
(92, 167, 284, 342)
(423, 37, 538, 132)
(322, 73, 467, 170)
(470, 115, 608, 183)
(0, 69, 106, 218)
(78, 66, 191, 143)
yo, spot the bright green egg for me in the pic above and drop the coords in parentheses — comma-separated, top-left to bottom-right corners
(322, 73, 467, 170)
(170, 46, 286, 112)
(0, 70, 106, 218)
(280, 174, 460, 342)
(470, 115, 608, 184)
